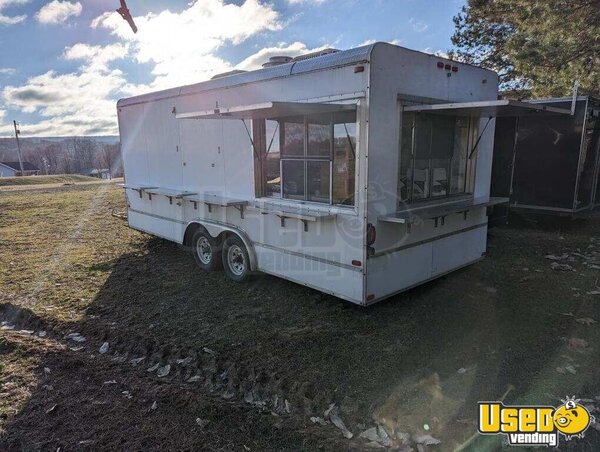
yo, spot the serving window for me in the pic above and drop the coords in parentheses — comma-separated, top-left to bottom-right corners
(254, 111, 356, 206)
(399, 112, 477, 204)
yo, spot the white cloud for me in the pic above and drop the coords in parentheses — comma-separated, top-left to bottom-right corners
(236, 41, 329, 71)
(0, 0, 29, 25)
(359, 39, 376, 46)
(286, 0, 328, 4)
(422, 47, 449, 59)
(409, 18, 428, 32)
(0, 109, 6, 120)
(357, 39, 402, 47)
(0, 39, 140, 137)
(0, 0, 286, 137)
(92, 0, 282, 90)
(64, 42, 129, 71)
(0, 67, 17, 75)
(35, 0, 82, 25)
(1, 68, 127, 135)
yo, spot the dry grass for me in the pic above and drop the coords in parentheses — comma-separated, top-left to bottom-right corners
(0, 174, 99, 187)
(0, 184, 599, 450)
(0, 185, 140, 320)
(0, 331, 70, 436)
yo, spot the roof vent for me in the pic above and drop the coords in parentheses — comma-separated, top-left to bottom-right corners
(262, 56, 294, 68)
(211, 69, 247, 80)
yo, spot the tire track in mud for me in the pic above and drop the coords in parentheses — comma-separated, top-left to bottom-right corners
(0, 297, 346, 438)
(1, 298, 468, 450)
(0, 327, 339, 451)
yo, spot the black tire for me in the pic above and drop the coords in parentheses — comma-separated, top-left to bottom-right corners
(191, 229, 222, 271)
(222, 235, 251, 282)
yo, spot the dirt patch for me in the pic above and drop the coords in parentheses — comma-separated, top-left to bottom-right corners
(0, 329, 337, 451)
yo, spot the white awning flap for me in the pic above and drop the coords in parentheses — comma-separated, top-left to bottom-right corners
(176, 101, 356, 120)
(403, 99, 571, 117)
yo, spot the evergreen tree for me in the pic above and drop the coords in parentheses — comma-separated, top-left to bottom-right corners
(450, 0, 599, 97)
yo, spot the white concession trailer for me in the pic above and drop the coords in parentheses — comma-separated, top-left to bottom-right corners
(118, 42, 567, 305)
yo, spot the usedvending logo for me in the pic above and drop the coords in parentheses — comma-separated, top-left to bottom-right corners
(478, 396, 595, 447)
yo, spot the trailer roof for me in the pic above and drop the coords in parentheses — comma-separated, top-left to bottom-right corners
(118, 43, 498, 108)
(118, 44, 376, 108)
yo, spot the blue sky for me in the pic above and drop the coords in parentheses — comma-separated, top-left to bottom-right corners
(0, 0, 465, 136)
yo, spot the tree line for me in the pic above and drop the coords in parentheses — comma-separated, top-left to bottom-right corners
(0, 137, 122, 177)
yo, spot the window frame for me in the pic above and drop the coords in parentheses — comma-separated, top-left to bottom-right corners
(280, 116, 334, 204)
(399, 110, 478, 205)
(255, 111, 357, 207)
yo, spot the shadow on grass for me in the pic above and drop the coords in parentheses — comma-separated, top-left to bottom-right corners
(2, 231, 600, 450)
(0, 328, 326, 451)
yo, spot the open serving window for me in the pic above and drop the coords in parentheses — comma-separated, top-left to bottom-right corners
(377, 99, 572, 227)
(177, 101, 358, 207)
(398, 99, 571, 206)
(399, 111, 478, 204)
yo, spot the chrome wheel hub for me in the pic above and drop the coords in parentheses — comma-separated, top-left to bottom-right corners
(196, 237, 212, 264)
(227, 245, 245, 276)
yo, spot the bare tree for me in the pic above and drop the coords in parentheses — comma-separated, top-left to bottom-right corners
(22, 149, 46, 175)
(0, 136, 120, 176)
(72, 137, 96, 174)
(96, 143, 122, 178)
(41, 143, 62, 174)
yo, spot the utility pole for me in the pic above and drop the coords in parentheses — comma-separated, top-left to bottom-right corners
(13, 120, 25, 175)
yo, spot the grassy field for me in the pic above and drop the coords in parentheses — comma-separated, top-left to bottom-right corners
(0, 174, 100, 187)
(1, 184, 599, 450)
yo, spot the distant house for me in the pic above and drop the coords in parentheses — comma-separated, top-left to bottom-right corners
(0, 162, 40, 177)
(83, 168, 112, 179)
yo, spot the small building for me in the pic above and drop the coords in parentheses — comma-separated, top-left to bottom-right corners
(0, 162, 40, 177)
(83, 168, 112, 179)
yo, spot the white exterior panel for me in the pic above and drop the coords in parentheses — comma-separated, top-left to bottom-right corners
(364, 43, 499, 302)
(120, 57, 369, 303)
(118, 43, 501, 305)
(431, 224, 487, 277)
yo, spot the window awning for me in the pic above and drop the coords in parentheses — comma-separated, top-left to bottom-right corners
(403, 99, 571, 118)
(176, 101, 356, 120)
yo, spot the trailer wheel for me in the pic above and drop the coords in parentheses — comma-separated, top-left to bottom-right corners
(222, 235, 250, 282)
(191, 229, 221, 271)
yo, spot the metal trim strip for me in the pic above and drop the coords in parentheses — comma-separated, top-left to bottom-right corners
(509, 203, 592, 213)
(128, 208, 186, 224)
(128, 208, 362, 273)
(371, 222, 488, 258)
(572, 97, 590, 210)
(253, 241, 363, 273)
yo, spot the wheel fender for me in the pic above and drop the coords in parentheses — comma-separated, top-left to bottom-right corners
(184, 220, 257, 271)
